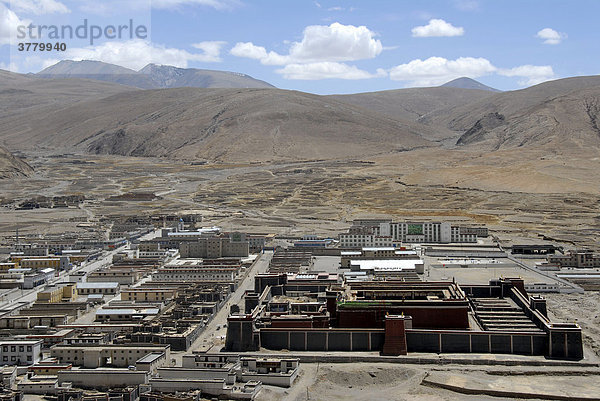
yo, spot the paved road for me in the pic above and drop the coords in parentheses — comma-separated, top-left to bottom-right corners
(171, 250, 273, 365)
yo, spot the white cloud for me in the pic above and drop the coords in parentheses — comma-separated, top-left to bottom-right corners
(411, 19, 464, 37)
(536, 28, 566, 45)
(499, 65, 555, 86)
(40, 39, 225, 71)
(231, 22, 383, 80)
(1, 0, 69, 15)
(0, 3, 30, 45)
(276, 62, 386, 80)
(230, 22, 382, 66)
(230, 42, 289, 65)
(389, 56, 495, 86)
(190, 40, 227, 62)
(388, 55, 555, 87)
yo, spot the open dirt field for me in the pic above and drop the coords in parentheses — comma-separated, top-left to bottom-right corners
(2, 149, 599, 248)
(256, 362, 600, 401)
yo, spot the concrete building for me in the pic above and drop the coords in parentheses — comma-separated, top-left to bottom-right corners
(87, 269, 142, 286)
(135, 352, 168, 375)
(57, 369, 150, 391)
(0, 315, 69, 329)
(17, 375, 65, 395)
(179, 353, 299, 387)
(36, 284, 77, 303)
(549, 250, 600, 268)
(28, 361, 72, 376)
(0, 340, 42, 365)
(20, 268, 56, 289)
(341, 221, 486, 246)
(338, 234, 393, 248)
(152, 268, 237, 282)
(247, 235, 266, 252)
(122, 288, 178, 302)
(76, 282, 120, 295)
(0, 366, 17, 388)
(63, 333, 112, 346)
(95, 307, 159, 322)
(341, 247, 419, 268)
(50, 344, 170, 368)
(349, 259, 424, 276)
(379, 221, 482, 243)
(15, 256, 69, 271)
(239, 357, 299, 387)
(179, 237, 249, 258)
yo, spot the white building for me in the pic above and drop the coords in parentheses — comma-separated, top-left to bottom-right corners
(152, 268, 237, 282)
(338, 234, 393, 248)
(341, 221, 481, 246)
(0, 340, 42, 365)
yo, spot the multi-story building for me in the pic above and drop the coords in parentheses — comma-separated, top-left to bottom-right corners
(18, 268, 56, 289)
(0, 340, 42, 365)
(340, 248, 419, 268)
(338, 234, 393, 248)
(36, 284, 77, 303)
(340, 221, 486, 246)
(50, 344, 170, 368)
(549, 251, 600, 268)
(247, 235, 266, 252)
(152, 268, 237, 282)
(179, 237, 249, 258)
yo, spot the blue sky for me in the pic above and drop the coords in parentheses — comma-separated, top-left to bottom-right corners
(1, 0, 598, 94)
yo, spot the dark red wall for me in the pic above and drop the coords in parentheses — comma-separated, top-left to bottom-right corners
(337, 306, 468, 329)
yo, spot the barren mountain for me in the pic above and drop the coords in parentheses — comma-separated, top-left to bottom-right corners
(329, 86, 493, 140)
(0, 145, 33, 179)
(138, 64, 274, 89)
(38, 60, 157, 89)
(0, 68, 137, 118)
(38, 60, 274, 89)
(455, 85, 600, 152)
(441, 77, 500, 92)
(0, 87, 436, 162)
(421, 75, 600, 132)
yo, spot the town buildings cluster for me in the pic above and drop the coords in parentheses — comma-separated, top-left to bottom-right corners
(0, 216, 593, 399)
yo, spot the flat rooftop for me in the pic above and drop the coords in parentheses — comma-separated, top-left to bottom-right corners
(77, 282, 119, 289)
(350, 259, 423, 271)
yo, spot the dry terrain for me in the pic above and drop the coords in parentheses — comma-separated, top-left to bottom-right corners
(1, 148, 599, 248)
(257, 362, 600, 401)
(2, 68, 600, 401)
(0, 145, 32, 178)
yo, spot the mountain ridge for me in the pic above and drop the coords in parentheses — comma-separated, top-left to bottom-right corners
(38, 60, 275, 89)
(441, 77, 500, 92)
(0, 145, 33, 179)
